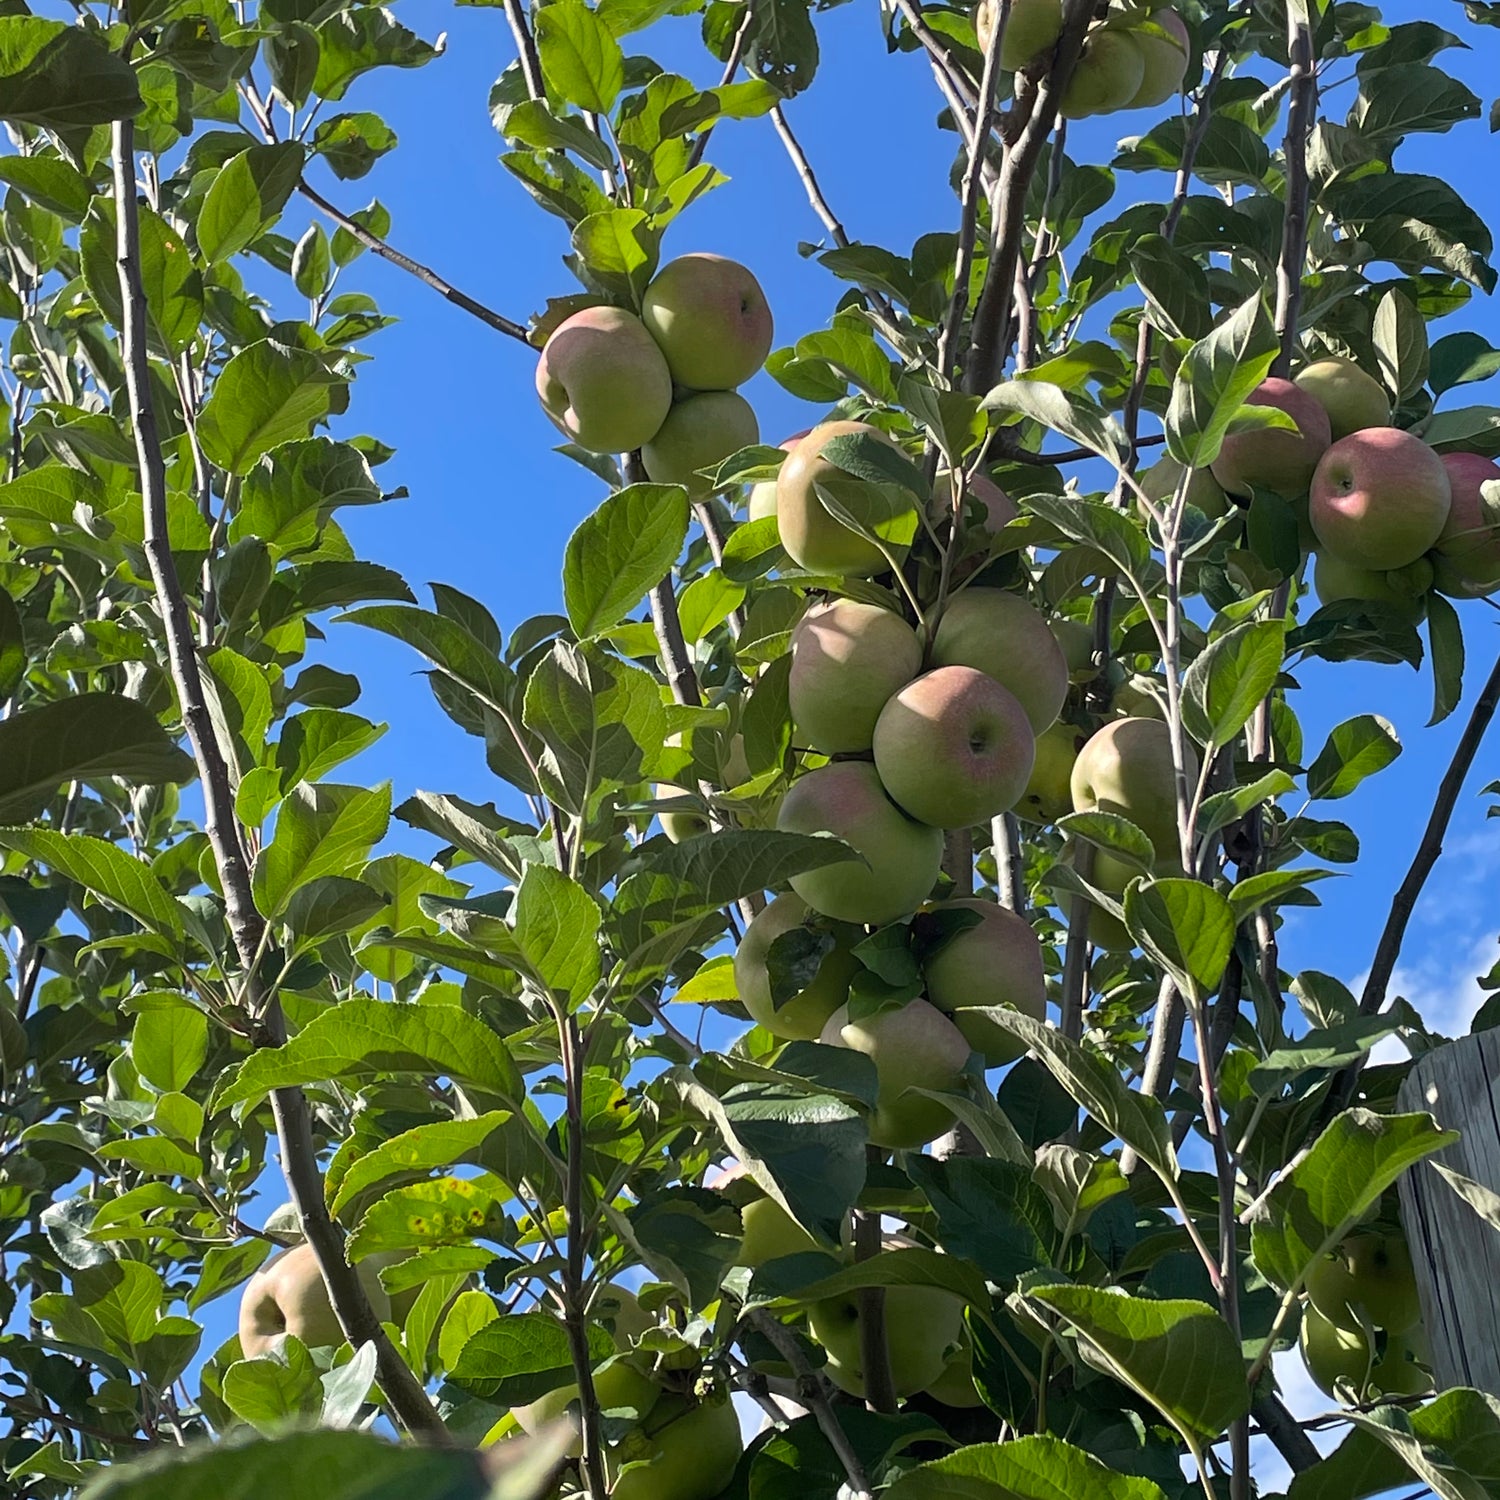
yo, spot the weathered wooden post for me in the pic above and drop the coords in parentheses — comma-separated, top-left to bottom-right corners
(1395, 1029, 1500, 1395)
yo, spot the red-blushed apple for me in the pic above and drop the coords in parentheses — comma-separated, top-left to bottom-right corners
(640, 253, 773, 391)
(1309, 428, 1451, 571)
(1295, 357, 1392, 439)
(733, 892, 862, 1040)
(1305, 1233, 1422, 1335)
(1060, 29, 1144, 118)
(1210, 377, 1331, 499)
(776, 761, 945, 925)
(872, 666, 1036, 828)
(788, 598, 922, 754)
(641, 391, 759, 499)
(776, 420, 914, 576)
(1312, 551, 1428, 623)
(1071, 716, 1196, 874)
(808, 1282, 966, 1398)
(1020, 720, 1087, 823)
(1125, 9, 1189, 109)
(1136, 453, 1230, 520)
(820, 997, 972, 1148)
(929, 587, 1070, 733)
(1434, 451, 1500, 596)
(976, 0, 1062, 70)
(919, 897, 1046, 1065)
(606, 1390, 744, 1500)
(535, 306, 673, 455)
(238, 1242, 391, 1358)
(748, 431, 811, 521)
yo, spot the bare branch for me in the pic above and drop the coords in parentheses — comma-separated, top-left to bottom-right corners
(504, 0, 546, 103)
(1272, 21, 1316, 376)
(769, 104, 851, 249)
(1250, 1392, 1321, 1473)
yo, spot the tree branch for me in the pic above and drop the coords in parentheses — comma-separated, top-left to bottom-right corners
(853, 1206, 897, 1414)
(1250, 1392, 1321, 1473)
(1272, 21, 1316, 377)
(503, 0, 546, 104)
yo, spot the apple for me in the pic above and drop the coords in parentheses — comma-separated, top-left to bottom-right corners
(734, 892, 862, 1040)
(1368, 1328, 1434, 1399)
(924, 1337, 985, 1408)
(820, 997, 972, 1148)
(1050, 617, 1095, 683)
(1312, 552, 1427, 624)
(1019, 720, 1087, 824)
(642, 391, 760, 500)
(238, 1242, 391, 1358)
(1060, 29, 1145, 119)
(1136, 454, 1230, 520)
(789, 598, 923, 754)
(640, 253, 773, 391)
(1434, 451, 1500, 596)
(776, 420, 915, 577)
(748, 431, 811, 522)
(1071, 716, 1195, 869)
(735, 1193, 822, 1267)
(777, 761, 945, 926)
(1309, 428, 1451, 572)
(1110, 672, 1167, 721)
(607, 1391, 744, 1500)
(535, 306, 673, 456)
(929, 588, 1070, 733)
(807, 1282, 965, 1397)
(929, 469, 1020, 578)
(920, 897, 1046, 1066)
(1209, 377, 1332, 500)
(1124, 9, 1189, 109)
(975, 0, 1063, 71)
(1300, 1302, 1371, 1399)
(872, 666, 1036, 829)
(1295, 357, 1392, 440)
(1305, 1233, 1422, 1335)
(655, 784, 709, 843)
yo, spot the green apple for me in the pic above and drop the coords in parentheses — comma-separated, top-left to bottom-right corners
(1434, 451, 1500, 596)
(1368, 1327, 1434, 1399)
(734, 892, 862, 1040)
(1071, 717, 1195, 868)
(238, 1242, 391, 1358)
(747, 431, 810, 521)
(920, 897, 1046, 1065)
(1124, 8, 1189, 109)
(1310, 428, 1451, 572)
(975, 0, 1063, 70)
(1305, 1233, 1422, 1335)
(1060, 29, 1145, 118)
(929, 588, 1070, 733)
(807, 1283, 965, 1397)
(607, 1391, 744, 1500)
(1300, 1302, 1371, 1399)
(535, 306, 673, 456)
(789, 598, 922, 754)
(1135, 454, 1230, 520)
(821, 997, 972, 1148)
(642, 391, 760, 499)
(1019, 720, 1087, 824)
(1050, 617, 1094, 683)
(640, 253, 773, 391)
(777, 761, 945, 925)
(924, 1336, 985, 1408)
(1210, 377, 1332, 500)
(1295, 357, 1392, 440)
(1110, 673, 1166, 721)
(872, 666, 1036, 829)
(735, 1194, 822, 1267)
(1312, 551, 1427, 624)
(655, 784, 709, 843)
(775, 420, 915, 577)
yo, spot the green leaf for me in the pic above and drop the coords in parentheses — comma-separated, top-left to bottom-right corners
(495, 98, 615, 169)
(1427, 591, 1465, 726)
(197, 339, 341, 475)
(187, 1241, 272, 1313)
(1198, 770, 1296, 841)
(0, 154, 92, 219)
(0, 693, 194, 823)
(222, 1347, 323, 1433)
(0, 18, 142, 127)
(1249, 1108, 1457, 1295)
(982, 379, 1126, 466)
(1165, 296, 1280, 471)
(1125, 879, 1235, 1000)
(252, 783, 391, 920)
(282, 877, 387, 942)
(339, 603, 513, 714)
(1306, 715, 1402, 799)
(311, 112, 398, 180)
(447, 1308, 613, 1405)
(132, 1005, 208, 1093)
(1227, 867, 1338, 925)
(196, 143, 306, 264)
(753, 1244, 989, 1310)
(329, 1112, 518, 1217)
(0, 828, 182, 937)
(1325, 171, 1496, 290)
(534, 0, 625, 112)
(884, 1434, 1169, 1500)
(563, 484, 689, 638)
(1021, 492, 1151, 579)
(1371, 286, 1429, 403)
(905, 1156, 1055, 1284)
(312, 9, 440, 102)
(1182, 620, 1286, 750)
(513, 864, 600, 1007)
(1129, 233, 1212, 342)
(1247, 1014, 1399, 1095)
(80, 199, 203, 355)
(1028, 1286, 1250, 1446)
(347, 1174, 509, 1258)
(1056, 810, 1156, 875)
(1429, 331, 1500, 396)
(1352, 62, 1481, 141)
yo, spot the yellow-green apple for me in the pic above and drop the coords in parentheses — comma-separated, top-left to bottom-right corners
(776, 421, 915, 576)
(606, 1391, 744, 1500)
(1124, 9, 1189, 108)
(734, 1193, 822, 1267)
(788, 598, 922, 754)
(924, 1336, 985, 1407)
(929, 588, 1069, 732)
(777, 761, 944, 925)
(1309, 429, 1451, 571)
(1312, 552, 1428, 623)
(807, 1283, 965, 1397)
(872, 666, 1036, 829)
(920, 897, 1046, 1065)
(535, 306, 673, 455)
(1050, 617, 1095, 683)
(1368, 1328, 1434, 1399)
(640, 253, 773, 391)
(1070, 716, 1195, 879)
(733, 892, 861, 1040)
(1136, 453, 1230, 520)
(975, 0, 1063, 70)
(238, 1242, 391, 1358)
(1434, 451, 1500, 596)
(655, 785, 709, 843)
(1110, 673, 1167, 721)
(1305, 1233, 1422, 1334)
(1300, 1302, 1371, 1399)
(1060, 29, 1145, 118)
(820, 997, 972, 1148)
(1210, 377, 1332, 499)
(748, 431, 811, 521)
(1295, 357, 1392, 439)
(642, 391, 759, 500)
(1019, 720, 1087, 824)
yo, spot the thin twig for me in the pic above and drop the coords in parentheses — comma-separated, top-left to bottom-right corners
(889, 0, 979, 128)
(769, 106, 850, 248)
(503, 0, 546, 103)
(687, 2, 758, 172)
(693, 502, 745, 637)
(1271, 22, 1316, 377)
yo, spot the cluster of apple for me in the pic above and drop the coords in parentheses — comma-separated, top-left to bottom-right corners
(975, 0, 1191, 119)
(1298, 1231, 1433, 1403)
(534, 253, 773, 497)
